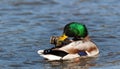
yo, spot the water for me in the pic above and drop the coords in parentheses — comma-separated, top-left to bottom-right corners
(0, 0, 120, 69)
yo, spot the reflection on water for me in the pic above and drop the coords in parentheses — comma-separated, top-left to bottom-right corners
(0, 0, 120, 69)
(44, 57, 97, 69)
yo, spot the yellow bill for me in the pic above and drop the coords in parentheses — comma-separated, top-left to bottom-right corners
(58, 33, 68, 41)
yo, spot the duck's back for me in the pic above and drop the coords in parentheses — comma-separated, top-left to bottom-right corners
(58, 40, 99, 56)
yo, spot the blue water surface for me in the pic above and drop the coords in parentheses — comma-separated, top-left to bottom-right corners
(0, 0, 120, 69)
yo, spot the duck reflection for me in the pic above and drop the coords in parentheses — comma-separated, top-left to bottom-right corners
(44, 57, 97, 69)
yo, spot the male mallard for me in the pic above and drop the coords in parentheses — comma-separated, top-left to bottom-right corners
(38, 22, 99, 61)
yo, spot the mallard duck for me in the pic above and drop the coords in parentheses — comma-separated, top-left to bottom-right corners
(38, 22, 99, 61)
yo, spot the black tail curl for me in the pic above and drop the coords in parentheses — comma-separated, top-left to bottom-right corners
(43, 49, 68, 57)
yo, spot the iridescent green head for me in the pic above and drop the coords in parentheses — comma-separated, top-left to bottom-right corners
(63, 22, 88, 38)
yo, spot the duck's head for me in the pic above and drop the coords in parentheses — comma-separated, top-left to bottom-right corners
(59, 22, 88, 41)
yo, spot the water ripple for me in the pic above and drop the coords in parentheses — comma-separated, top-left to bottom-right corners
(0, 0, 120, 69)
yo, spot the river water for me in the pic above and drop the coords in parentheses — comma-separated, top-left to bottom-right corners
(0, 0, 120, 69)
